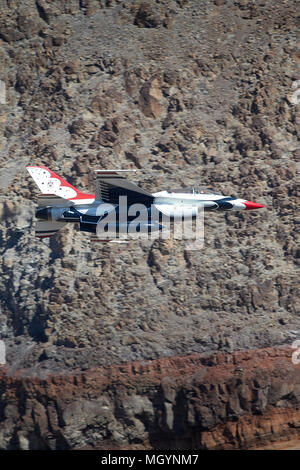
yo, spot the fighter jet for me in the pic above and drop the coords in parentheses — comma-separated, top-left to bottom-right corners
(26, 166, 264, 242)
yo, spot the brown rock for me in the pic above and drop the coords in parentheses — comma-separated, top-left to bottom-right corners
(95, 118, 122, 147)
(134, 2, 162, 29)
(139, 76, 166, 119)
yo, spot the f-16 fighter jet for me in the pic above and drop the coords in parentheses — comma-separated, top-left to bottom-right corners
(26, 166, 264, 242)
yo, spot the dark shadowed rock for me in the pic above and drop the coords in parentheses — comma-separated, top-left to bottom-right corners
(134, 2, 163, 28)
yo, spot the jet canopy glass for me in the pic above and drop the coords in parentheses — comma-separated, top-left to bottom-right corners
(167, 187, 223, 195)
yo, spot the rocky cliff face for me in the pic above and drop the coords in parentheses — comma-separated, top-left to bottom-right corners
(0, 346, 300, 450)
(0, 0, 299, 449)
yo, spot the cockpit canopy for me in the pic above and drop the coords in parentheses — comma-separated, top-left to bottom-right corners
(167, 187, 223, 195)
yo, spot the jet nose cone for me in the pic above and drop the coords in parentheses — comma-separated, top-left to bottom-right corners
(243, 201, 264, 210)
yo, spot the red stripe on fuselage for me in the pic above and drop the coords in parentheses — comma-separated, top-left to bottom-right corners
(69, 193, 95, 200)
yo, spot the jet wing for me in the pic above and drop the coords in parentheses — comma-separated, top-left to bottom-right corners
(94, 170, 154, 206)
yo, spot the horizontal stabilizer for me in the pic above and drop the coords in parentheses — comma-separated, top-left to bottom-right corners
(37, 194, 73, 207)
(35, 220, 67, 238)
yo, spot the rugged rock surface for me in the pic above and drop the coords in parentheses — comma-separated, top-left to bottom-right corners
(0, 0, 299, 450)
(0, 346, 299, 450)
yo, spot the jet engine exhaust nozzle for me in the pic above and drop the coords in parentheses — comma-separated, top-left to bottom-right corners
(35, 207, 51, 220)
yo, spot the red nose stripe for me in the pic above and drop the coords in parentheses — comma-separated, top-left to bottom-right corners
(244, 201, 264, 210)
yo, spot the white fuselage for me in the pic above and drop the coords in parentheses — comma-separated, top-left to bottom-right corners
(153, 191, 246, 207)
(68, 191, 248, 220)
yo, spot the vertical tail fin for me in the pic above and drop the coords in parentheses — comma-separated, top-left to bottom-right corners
(26, 166, 94, 201)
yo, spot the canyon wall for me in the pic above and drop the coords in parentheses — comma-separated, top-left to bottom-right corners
(0, 346, 300, 450)
(0, 0, 299, 449)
